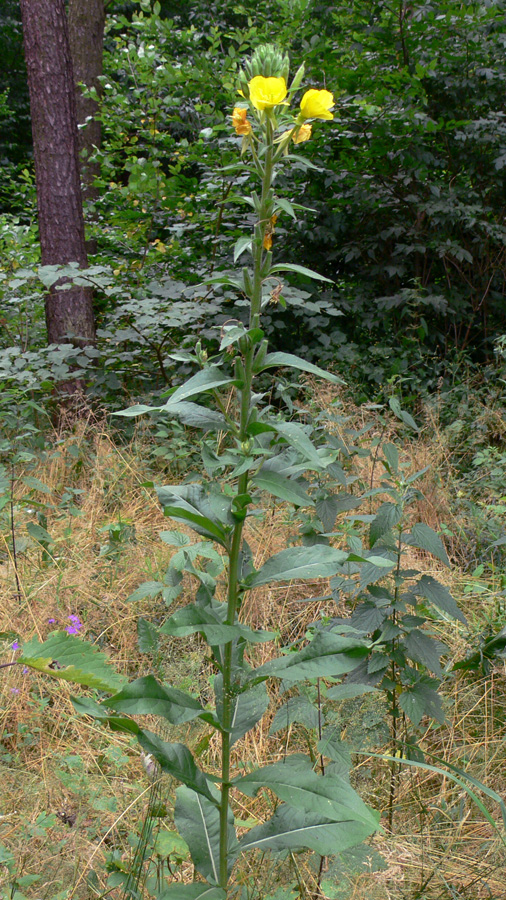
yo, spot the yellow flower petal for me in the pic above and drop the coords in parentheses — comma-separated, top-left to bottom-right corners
(299, 89, 334, 121)
(231, 107, 252, 135)
(249, 75, 287, 110)
(293, 123, 312, 144)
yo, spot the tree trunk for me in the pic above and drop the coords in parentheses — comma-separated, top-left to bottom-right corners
(67, 0, 105, 204)
(19, 0, 96, 348)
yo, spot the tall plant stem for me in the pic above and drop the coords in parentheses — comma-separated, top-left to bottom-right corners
(218, 115, 276, 892)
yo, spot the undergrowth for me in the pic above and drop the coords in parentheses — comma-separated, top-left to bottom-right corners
(1, 385, 505, 900)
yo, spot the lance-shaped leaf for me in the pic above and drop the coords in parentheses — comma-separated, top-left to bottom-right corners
(238, 802, 378, 857)
(166, 366, 236, 405)
(137, 732, 218, 804)
(258, 352, 343, 384)
(158, 886, 226, 900)
(104, 675, 205, 725)
(156, 484, 233, 548)
(174, 786, 237, 884)
(160, 603, 275, 646)
(19, 633, 127, 692)
(255, 631, 369, 683)
(246, 545, 348, 588)
(414, 575, 466, 623)
(214, 676, 269, 744)
(251, 469, 313, 507)
(162, 401, 229, 432)
(274, 420, 331, 470)
(235, 758, 378, 831)
(270, 263, 333, 283)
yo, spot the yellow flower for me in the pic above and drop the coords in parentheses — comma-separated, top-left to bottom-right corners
(231, 107, 252, 135)
(299, 89, 334, 120)
(248, 75, 287, 110)
(293, 123, 312, 144)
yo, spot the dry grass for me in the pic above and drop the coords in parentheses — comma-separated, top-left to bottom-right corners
(1, 398, 505, 900)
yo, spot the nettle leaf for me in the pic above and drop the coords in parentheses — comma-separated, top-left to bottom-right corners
(404, 630, 446, 676)
(127, 580, 165, 603)
(259, 352, 343, 384)
(105, 675, 204, 725)
(137, 617, 159, 654)
(252, 469, 313, 507)
(175, 785, 237, 883)
(399, 682, 445, 726)
(382, 443, 399, 474)
(246, 545, 349, 588)
(19, 633, 126, 692)
(370, 502, 402, 546)
(215, 677, 270, 744)
(26, 522, 54, 545)
(414, 575, 466, 624)
(269, 696, 320, 734)
(256, 632, 369, 683)
(405, 523, 450, 567)
(326, 683, 379, 701)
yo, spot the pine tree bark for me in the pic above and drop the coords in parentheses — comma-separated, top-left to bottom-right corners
(19, 0, 96, 348)
(67, 0, 105, 204)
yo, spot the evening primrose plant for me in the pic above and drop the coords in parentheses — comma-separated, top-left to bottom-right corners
(15, 46, 382, 898)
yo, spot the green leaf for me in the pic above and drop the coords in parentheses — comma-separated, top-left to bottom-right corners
(247, 545, 348, 588)
(174, 785, 237, 883)
(388, 397, 420, 432)
(414, 575, 466, 623)
(156, 484, 232, 548)
(26, 522, 54, 545)
(238, 802, 378, 856)
(215, 677, 270, 744)
(404, 630, 445, 676)
(274, 420, 329, 469)
(370, 502, 402, 546)
(167, 367, 235, 404)
(105, 675, 205, 725)
(158, 886, 226, 900)
(259, 352, 343, 384)
(256, 632, 369, 683)
(399, 682, 445, 726)
(235, 758, 378, 832)
(252, 469, 313, 507)
(325, 684, 379, 700)
(137, 617, 159, 654)
(127, 580, 164, 602)
(406, 523, 450, 567)
(21, 476, 52, 494)
(137, 732, 218, 803)
(233, 236, 252, 262)
(270, 263, 333, 283)
(269, 696, 320, 734)
(19, 633, 126, 692)
(163, 401, 228, 431)
(382, 443, 399, 474)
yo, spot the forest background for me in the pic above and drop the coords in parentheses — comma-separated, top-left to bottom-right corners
(1, 1, 506, 899)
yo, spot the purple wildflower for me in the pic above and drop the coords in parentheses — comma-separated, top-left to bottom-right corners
(10, 687, 20, 694)
(66, 615, 83, 635)
(48, 618, 56, 624)
(11, 641, 20, 650)
(22, 667, 29, 674)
